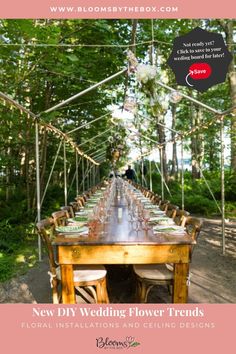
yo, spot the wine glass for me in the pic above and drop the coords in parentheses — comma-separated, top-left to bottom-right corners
(97, 204, 108, 236)
(88, 212, 98, 237)
(142, 209, 151, 233)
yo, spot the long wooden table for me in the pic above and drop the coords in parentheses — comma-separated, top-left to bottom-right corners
(54, 196, 194, 304)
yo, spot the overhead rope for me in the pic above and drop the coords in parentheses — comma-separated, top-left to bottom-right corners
(94, 148, 107, 160)
(40, 68, 127, 115)
(1, 40, 235, 48)
(193, 160, 222, 215)
(155, 81, 221, 114)
(90, 146, 107, 157)
(96, 157, 106, 163)
(40, 140, 63, 208)
(67, 112, 110, 135)
(84, 138, 110, 155)
(0, 40, 155, 48)
(154, 161, 172, 198)
(127, 126, 160, 147)
(78, 127, 112, 148)
(137, 112, 182, 136)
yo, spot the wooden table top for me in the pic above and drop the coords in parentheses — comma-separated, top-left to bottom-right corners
(53, 196, 194, 247)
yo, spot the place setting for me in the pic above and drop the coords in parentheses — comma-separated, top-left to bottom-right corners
(152, 224, 186, 235)
(55, 225, 89, 238)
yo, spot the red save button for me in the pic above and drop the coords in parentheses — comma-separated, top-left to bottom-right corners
(189, 63, 212, 80)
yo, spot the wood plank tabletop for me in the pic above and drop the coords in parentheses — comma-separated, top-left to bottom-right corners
(53, 196, 194, 246)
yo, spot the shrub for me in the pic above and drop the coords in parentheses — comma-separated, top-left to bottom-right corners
(183, 195, 217, 216)
(0, 220, 27, 253)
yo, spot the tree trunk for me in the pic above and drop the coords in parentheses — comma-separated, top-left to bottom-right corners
(209, 140, 215, 172)
(170, 104, 178, 178)
(197, 107, 204, 176)
(137, 133, 144, 186)
(191, 105, 204, 179)
(40, 81, 52, 191)
(39, 128, 48, 191)
(225, 21, 236, 172)
(24, 114, 32, 212)
(32, 81, 52, 209)
(6, 146, 11, 202)
(5, 118, 13, 202)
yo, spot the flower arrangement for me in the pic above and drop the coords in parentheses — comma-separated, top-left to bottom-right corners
(111, 110, 124, 125)
(127, 50, 139, 71)
(124, 98, 137, 114)
(136, 64, 157, 84)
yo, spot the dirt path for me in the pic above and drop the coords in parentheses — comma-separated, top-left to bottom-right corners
(0, 218, 235, 303)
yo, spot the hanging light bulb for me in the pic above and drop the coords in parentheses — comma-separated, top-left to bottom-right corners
(111, 118, 119, 125)
(108, 136, 114, 143)
(169, 91, 182, 104)
(114, 132, 122, 140)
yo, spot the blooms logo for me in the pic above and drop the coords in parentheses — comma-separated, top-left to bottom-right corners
(96, 336, 140, 349)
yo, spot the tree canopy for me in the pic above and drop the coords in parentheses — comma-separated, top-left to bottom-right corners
(0, 19, 235, 216)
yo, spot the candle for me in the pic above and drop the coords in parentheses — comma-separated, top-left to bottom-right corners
(118, 208, 123, 220)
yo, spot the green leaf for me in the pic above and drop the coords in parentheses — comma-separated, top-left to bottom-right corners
(130, 342, 140, 347)
(67, 54, 79, 62)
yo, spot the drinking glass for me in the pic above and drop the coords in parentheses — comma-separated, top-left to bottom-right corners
(142, 209, 151, 232)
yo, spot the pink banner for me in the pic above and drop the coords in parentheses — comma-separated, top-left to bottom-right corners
(0, 304, 235, 353)
(0, 0, 235, 19)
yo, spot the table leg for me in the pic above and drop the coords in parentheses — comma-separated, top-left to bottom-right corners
(61, 264, 76, 304)
(172, 263, 189, 303)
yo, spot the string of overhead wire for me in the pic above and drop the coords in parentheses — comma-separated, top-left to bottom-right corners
(0, 40, 163, 48)
(0, 39, 235, 48)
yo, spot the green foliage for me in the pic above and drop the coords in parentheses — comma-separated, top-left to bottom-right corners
(0, 219, 33, 253)
(178, 194, 217, 216)
(41, 185, 65, 217)
(149, 169, 236, 217)
(0, 254, 16, 282)
(0, 221, 38, 282)
(0, 244, 38, 282)
(130, 342, 140, 347)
